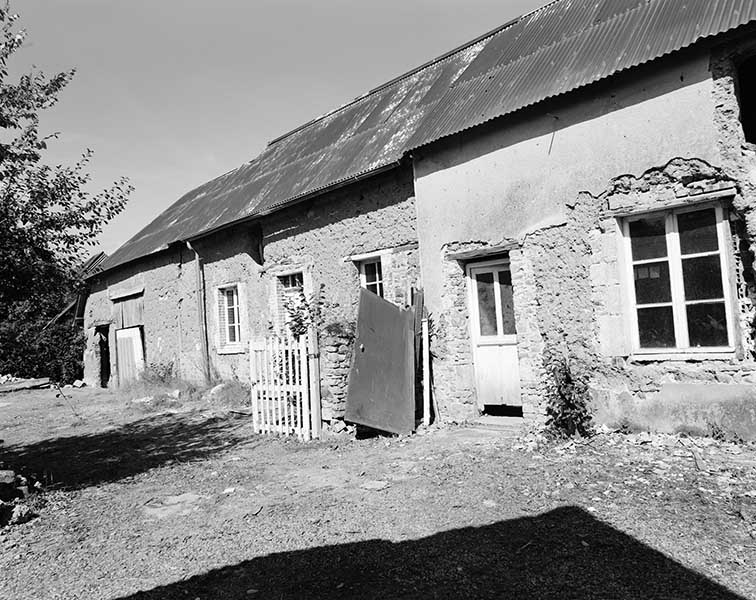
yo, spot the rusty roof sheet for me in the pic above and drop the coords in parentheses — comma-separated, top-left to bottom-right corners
(103, 0, 756, 272)
(407, 0, 756, 150)
(104, 41, 484, 271)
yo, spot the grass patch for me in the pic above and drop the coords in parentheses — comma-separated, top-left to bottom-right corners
(203, 380, 251, 409)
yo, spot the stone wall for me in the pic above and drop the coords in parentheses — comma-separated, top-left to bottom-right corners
(420, 39, 756, 433)
(431, 158, 756, 427)
(430, 244, 478, 422)
(83, 166, 420, 422)
(83, 246, 205, 386)
(194, 227, 261, 382)
(256, 167, 419, 419)
(553, 160, 756, 428)
(414, 48, 721, 319)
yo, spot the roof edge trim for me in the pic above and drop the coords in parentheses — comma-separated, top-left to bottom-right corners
(95, 161, 404, 276)
(185, 161, 403, 243)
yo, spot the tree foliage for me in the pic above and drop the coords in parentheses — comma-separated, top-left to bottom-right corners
(0, 2, 132, 381)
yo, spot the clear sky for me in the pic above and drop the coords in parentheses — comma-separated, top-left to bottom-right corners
(14, 0, 545, 254)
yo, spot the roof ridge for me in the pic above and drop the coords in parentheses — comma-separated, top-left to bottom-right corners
(103, 0, 756, 274)
(452, 0, 654, 90)
(266, 0, 563, 148)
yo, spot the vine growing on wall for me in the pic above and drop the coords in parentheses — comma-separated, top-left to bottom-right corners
(542, 345, 594, 438)
(282, 289, 319, 338)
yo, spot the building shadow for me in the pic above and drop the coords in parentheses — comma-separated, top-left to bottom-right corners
(0, 412, 257, 490)
(118, 506, 746, 600)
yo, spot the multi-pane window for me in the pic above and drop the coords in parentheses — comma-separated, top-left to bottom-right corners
(624, 205, 733, 351)
(472, 267, 516, 339)
(277, 272, 304, 328)
(359, 259, 384, 297)
(218, 285, 241, 348)
(279, 272, 304, 296)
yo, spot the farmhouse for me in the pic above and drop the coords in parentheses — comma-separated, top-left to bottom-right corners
(84, 0, 756, 436)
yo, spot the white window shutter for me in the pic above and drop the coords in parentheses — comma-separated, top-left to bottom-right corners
(218, 289, 228, 347)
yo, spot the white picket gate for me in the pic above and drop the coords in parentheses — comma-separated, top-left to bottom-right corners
(249, 332, 321, 441)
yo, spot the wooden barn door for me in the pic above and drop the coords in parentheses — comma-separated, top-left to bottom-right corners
(116, 327, 144, 385)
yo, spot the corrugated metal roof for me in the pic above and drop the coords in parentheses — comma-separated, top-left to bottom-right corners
(103, 40, 485, 270)
(407, 0, 756, 150)
(78, 251, 108, 278)
(103, 0, 756, 272)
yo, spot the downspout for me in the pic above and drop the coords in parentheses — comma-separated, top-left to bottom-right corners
(186, 241, 211, 385)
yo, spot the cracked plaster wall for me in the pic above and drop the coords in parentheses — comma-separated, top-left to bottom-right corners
(415, 44, 756, 426)
(83, 247, 204, 387)
(250, 167, 419, 419)
(83, 168, 419, 420)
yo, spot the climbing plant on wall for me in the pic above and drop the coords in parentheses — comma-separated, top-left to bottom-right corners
(542, 345, 594, 439)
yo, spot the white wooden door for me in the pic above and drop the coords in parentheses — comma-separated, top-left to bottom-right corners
(467, 260, 521, 407)
(116, 327, 144, 385)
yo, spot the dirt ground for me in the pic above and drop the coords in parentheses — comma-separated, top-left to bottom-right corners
(0, 387, 755, 600)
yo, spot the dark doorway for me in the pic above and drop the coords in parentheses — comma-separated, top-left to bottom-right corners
(737, 55, 756, 143)
(483, 404, 523, 417)
(95, 325, 111, 388)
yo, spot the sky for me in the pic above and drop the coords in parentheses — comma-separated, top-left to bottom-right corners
(14, 0, 545, 254)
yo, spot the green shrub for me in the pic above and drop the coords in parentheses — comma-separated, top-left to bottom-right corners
(282, 289, 318, 338)
(544, 352, 593, 438)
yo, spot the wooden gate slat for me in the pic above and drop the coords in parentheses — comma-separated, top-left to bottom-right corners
(277, 335, 284, 435)
(284, 334, 291, 435)
(250, 341, 258, 432)
(300, 335, 310, 442)
(265, 338, 273, 433)
(249, 332, 318, 441)
(296, 336, 303, 440)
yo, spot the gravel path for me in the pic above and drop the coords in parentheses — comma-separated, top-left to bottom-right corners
(1, 389, 755, 599)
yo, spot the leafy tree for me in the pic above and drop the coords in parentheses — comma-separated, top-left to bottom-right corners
(0, 2, 132, 382)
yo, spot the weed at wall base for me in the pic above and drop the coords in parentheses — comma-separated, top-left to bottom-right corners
(543, 349, 593, 439)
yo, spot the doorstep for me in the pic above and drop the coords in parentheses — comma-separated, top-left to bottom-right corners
(470, 415, 524, 435)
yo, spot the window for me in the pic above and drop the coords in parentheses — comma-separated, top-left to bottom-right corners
(277, 272, 304, 328)
(279, 272, 304, 297)
(218, 285, 241, 348)
(737, 55, 756, 143)
(469, 264, 516, 340)
(624, 204, 733, 353)
(359, 258, 384, 297)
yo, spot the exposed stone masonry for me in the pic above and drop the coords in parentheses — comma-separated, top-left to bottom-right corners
(430, 38, 756, 429)
(84, 167, 420, 423)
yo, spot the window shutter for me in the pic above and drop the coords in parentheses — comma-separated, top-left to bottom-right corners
(228, 288, 238, 343)
(218, 290, 228, 347)
(276, 278, 287, 332)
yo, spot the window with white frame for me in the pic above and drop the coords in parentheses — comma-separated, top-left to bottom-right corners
(279, 272, 304, 296)
(218, 285, 241, 348)
(359, 258, 384, 297)
(277, 272, 304, 327)
(623, 204, 734, 352)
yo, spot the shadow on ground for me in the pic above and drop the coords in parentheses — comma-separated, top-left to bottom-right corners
(120, 506, 745, 600)
(0, 412, 255, 490)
